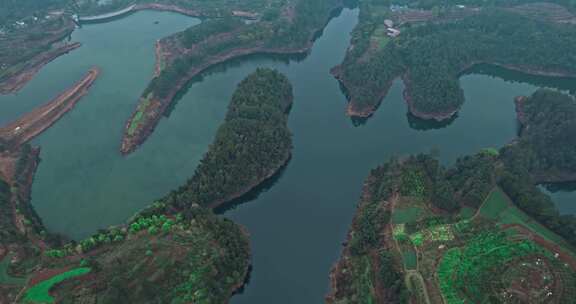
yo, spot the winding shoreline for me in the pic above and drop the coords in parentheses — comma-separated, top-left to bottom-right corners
(120, 4, 344, 155)
(0, 43, 82, 95)
(336, 61, 576, 121)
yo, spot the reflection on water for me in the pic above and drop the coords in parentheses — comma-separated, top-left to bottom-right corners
(165, 52, 309, 118)
(464, 63, 576, 95)
(407, 111, 458, 131)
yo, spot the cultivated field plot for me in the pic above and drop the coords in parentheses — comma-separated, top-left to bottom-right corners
(389, 187, 576, 304)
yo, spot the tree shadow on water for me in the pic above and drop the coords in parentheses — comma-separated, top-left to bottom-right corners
(406, 111, 458, 131)
(542, 182, 576, 193)
(214, 156, 291, 214)
(163, 52, 309, 118)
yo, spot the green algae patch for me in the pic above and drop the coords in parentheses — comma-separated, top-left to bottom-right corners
(23, 267, 91, 303)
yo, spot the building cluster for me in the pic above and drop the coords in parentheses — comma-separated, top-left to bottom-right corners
(383, 19, 400, 37)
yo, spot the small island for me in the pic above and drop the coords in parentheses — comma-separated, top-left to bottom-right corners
(163, 68, 293, 209)
(333, 0, 576, 120)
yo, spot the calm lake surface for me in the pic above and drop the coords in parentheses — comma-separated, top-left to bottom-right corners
(0, 8, 573, 304)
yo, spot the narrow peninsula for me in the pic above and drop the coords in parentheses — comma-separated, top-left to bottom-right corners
(120, 0, 343, 154)
(0, 67, 100, 148)
(502, 89, 576, 183)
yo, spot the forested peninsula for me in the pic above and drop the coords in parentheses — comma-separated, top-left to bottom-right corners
(334, 0, 576, 120)
(327, 152, 576, 304)
(0, 68, 251, 303)
(121, 0, 343, 154)
(501, 89, 576, 183)
(162, 68, 293, 209)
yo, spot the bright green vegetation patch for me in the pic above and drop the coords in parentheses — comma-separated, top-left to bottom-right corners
(421, 224, 454, 242)
(23, 267, 91, 303)
(402, 250, 417, 270)
(0, 253, 26, 285)
(479, 188, 573, 250)
(437, 231, 543, 303)
(127, 94, 152, 136)
(409, 232, 423, 246)
(437, 248, 464, 304)
(392, 207, 423, 224)
(481, 147, 500, 157)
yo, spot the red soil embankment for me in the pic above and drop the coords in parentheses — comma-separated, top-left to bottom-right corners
(28, 266, 72, 286)
(0, 43, 82, 95)
(0, 67, 100, 148)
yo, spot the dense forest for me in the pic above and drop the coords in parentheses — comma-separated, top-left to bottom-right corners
(145, 0, 340, 99)
(327, 159, 410, 304)
(501, 89, 576, 182)
(164, 68, 293, 209)
(337, 1, 576, 118)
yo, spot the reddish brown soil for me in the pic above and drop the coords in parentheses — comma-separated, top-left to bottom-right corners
(502, 223, 576, 270)
(135, 3, 203, 17)
(0, 43, 82, 95)
(28, 266, 72, 286)
(0, 67, 99, 148)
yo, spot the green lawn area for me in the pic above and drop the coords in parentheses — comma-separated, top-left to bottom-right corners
(477, 188, 509, 219)
(402, 250, 417, 270)
(392, 207, 423, 224)
(0, 253, 26, 285)
(23, 267, 91, 304)
(458, 206, 476, 219)
(127, 94, 152, 135)
(477, 187, 575, 254)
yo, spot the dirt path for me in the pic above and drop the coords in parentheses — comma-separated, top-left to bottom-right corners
(0, 67, 100, 148)
(0, 43, 82, 95)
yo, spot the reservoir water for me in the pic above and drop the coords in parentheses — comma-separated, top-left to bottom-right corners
(0, 8, 573, 304)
